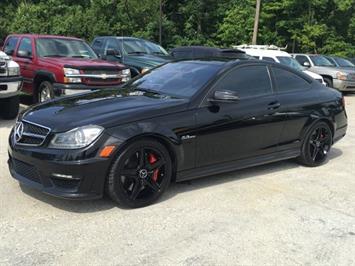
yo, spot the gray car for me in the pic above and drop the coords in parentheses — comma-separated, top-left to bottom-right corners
(324, 56, 354, 69)
(292, 53, 355, 92)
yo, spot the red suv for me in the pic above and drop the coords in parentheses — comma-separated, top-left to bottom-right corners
(2, 34, 130, 102)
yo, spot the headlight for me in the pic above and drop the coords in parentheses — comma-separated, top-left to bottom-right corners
(141, 68, 150, 74)
(7, 66, 20, 76)
(63, 67, 82, 83)
(336, 71, 348, 81)
(49, 125, 104, 149)
(121, 68, 131, 82)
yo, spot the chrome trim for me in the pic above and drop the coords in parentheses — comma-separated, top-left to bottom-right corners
(14, 119, 52, 147)
(65, 73, 125, 79)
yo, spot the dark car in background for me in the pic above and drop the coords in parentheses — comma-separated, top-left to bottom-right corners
(324, 56, 355, 69)
(92, 37, 171, 77)
(2, 34, 130, 103)
(170, 46, 251, 60)
(8, 58, 347, 208)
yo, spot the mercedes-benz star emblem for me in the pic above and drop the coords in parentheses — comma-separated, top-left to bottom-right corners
(139, 169, 148, 179)
(14, 122, 24, 143)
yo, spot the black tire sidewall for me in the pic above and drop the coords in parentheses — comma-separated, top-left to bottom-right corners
(0, 95, 20, 120)
(324, 77, 333, 88)
(299, 121, 332, 167)
(107, 139, 172, 208)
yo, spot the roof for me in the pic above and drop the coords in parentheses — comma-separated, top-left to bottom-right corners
(7, 34, 82, 41)
(170, 46, 250, 60)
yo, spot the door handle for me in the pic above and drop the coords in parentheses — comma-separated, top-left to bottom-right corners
(268, 101, 281, 110)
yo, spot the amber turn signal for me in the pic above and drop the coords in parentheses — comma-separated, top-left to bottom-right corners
(99, 145, 116, 158)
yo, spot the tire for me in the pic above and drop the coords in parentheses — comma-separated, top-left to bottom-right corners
(0, 95, 20, 120)
(107, 139, 172, 208)
(35, 81, 54, 103)
(298, 122, 333, 167)
(323, 77, 333, 88)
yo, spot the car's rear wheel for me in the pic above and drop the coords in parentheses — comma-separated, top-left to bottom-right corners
(0, 95, 19, 120)
(107, 139, 172, 208)
(36, 81, 54, 103)
(298, 122, 333, 167)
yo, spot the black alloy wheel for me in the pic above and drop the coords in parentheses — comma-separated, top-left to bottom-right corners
(107, 139, 172, 208)
(298, 122, 333, 167)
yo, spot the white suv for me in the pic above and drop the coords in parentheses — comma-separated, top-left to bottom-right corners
(0, 51, 22, 119)
(234, 45, 326, 86)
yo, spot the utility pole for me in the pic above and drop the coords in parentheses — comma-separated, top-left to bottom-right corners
(252, 0, 261, 45)
(159, 0, 163, 45)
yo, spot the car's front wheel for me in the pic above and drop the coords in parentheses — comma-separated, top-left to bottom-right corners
(298, 122, 333, 167)
(107, 139, 172, 208)
(37, 81, 54, 103)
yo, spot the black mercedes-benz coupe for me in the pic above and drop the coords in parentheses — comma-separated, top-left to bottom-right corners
(8, 59, 347, 208)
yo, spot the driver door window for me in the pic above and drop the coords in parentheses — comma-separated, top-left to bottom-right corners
(17, 38, 33, 58)
(213, 65, 272, 98)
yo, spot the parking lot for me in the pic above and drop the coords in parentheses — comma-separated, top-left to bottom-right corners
(0, 95, 354, 265)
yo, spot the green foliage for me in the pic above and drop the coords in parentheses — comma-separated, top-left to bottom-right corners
(0, 0, 354, 56)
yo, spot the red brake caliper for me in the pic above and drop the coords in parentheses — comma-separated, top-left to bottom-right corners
(148, 153, 159, 182)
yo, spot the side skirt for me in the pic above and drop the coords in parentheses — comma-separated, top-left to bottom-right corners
(176, 149, 300, 182)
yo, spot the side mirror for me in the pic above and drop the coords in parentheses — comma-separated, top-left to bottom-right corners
(209, 90, 240, 103)
(303, 61, 310, 68)
(17, 50, 32, 58)
(106, 49, 121, 58)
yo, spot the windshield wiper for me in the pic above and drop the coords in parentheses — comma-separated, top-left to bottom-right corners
(152, 51, 166, 55)
(128, 51, 147, 55)
(71, 55, 90, 58)
(135, 88, 162, 95)
(43, 54, 66, 58)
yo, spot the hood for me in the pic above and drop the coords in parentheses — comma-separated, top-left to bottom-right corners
(123, 54, 171, 69)
(39, 57, 125, 69)
(303, 70, 322, 80)
(22, 88, 188, 132)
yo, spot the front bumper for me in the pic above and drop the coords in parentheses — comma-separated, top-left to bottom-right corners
(53, 83, 123, 97)
(8, 133, 114, 200)
(333, 79, 355, 92)
(0, 76, 22, 98)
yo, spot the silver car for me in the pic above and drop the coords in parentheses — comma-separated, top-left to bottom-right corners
(292, 54, 355, 92)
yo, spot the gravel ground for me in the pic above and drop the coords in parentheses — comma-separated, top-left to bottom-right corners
(1, 95, 355, 266)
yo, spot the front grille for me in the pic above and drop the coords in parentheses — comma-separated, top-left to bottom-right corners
(11, 158, 41, 183)
(15, 120, 51, 146)
(82, 69, 121, 85)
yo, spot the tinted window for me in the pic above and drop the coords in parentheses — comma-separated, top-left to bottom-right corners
(17, 37, 33, 57)
(215, 65, 272, 98)
(295, 55, 311, 66)
(309, 55, 334, 67)
(272, 67, 310, 92)
(334, 57, 354, 67)
(4, 37, 19, 55)
(92, 39, 103, 51)
(105, 39, 118, 51)
(130, 61, 223, 98)
(276, 56, 303, 71)
(263, 57, 276, 62)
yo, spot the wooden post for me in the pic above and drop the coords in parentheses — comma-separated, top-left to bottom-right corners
(252, 0, 261, 45)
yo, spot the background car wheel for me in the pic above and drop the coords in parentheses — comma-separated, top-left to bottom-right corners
(0, 95, 20, 120)
(36, 81, 54, 103)
(323, 77, 333, 88)
(298, 122, 333, 167)
(107, 139, 172, 208)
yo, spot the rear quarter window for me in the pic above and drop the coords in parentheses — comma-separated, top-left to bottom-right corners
(272, 67, 311, 93)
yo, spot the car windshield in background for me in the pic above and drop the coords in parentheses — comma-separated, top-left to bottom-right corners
(277, 56, 304, 71)
(309, 55, 334, 67)
(119, 39, 169, 56)
(334, 57, 354, 67)
(36, 38, 98, 59)
(130, 61, 223, 98)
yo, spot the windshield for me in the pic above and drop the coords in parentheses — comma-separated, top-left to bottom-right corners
(334, 57, 354, 67)
(309, 55, 334, 67)
(119, 39, 169, 56)
(36, 38, 98, 59)
(276, 56, 304, 71)
(128, 61, 223, 98)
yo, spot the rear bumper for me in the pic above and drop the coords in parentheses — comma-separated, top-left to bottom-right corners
(333, 79, 355, 92)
